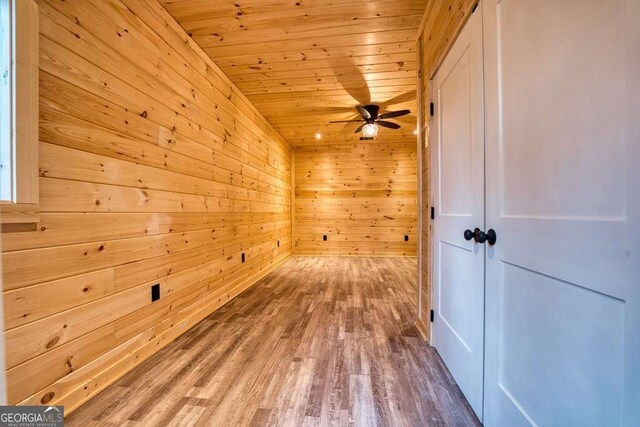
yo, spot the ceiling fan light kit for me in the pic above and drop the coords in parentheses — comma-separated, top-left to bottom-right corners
(362, 123, 379, 138)
(329, 104, 411, 139)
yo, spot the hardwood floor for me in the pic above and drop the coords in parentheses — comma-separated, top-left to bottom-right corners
(67, 257, 479, 426)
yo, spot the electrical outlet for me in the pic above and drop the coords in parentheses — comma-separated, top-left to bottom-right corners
(151, 284, 160, 302)
(404, 235, 409, 241)
(323, 235, 327, 241)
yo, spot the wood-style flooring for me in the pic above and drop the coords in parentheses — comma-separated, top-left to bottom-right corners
(67, 257, 479, 426)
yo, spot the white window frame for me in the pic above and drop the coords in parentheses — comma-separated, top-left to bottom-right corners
(0, 0, 38, 224)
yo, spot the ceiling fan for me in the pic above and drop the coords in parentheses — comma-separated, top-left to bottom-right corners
(329, 105, 411, 139)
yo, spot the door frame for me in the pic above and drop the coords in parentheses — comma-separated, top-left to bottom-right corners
(416, 31, 424, 330)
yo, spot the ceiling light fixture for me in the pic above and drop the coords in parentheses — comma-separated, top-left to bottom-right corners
(315, 133, 322, 139)
(362, 123, 378, 138)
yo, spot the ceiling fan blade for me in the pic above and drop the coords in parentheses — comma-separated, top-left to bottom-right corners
(354, 123, 366, 134)
(394, 114, 417, 124)
(329, 119, 365, 123)
(380, 90, 416, 107)
(377, 120, 401, 130)
(377, 109, 411, 120)
(330, 57, 371, 106)
(356, 105, 371, 120)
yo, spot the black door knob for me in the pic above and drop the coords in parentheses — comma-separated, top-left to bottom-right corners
(486, 229, 497, 245)
(463, 228, 497, 245)
(474, 227, 487, 243)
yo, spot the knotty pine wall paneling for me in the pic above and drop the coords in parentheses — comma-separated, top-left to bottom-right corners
(295, 141, 417, 256)
(416, 0, 478, 340)
(1, 0, 291, 413)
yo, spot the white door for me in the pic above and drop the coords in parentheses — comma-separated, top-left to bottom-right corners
(431, 8, 485, 419)
(482, 0, 640, 425)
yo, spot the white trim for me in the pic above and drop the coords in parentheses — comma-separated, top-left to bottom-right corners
(0, 0, 39, 223)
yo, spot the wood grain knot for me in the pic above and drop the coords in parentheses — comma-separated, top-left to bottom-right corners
(46, 336, 61, 349)
(41, 392, 55, 404)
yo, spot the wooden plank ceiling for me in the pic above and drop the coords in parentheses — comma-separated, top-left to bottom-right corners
(160, 0, 425, 147)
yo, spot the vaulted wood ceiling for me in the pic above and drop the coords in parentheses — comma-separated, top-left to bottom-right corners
(160, 0, 426, 147)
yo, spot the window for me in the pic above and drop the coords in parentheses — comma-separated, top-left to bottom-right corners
(1, 0, 12, 201)
(1, 0, 38, 224)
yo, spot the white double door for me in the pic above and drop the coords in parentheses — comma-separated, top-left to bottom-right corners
(432, 1, 640, 425)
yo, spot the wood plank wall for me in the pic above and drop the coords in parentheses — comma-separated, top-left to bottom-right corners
(416, 0, 477, 340)
(294, 141, 417, 256)
(1, 0, 292, 413)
